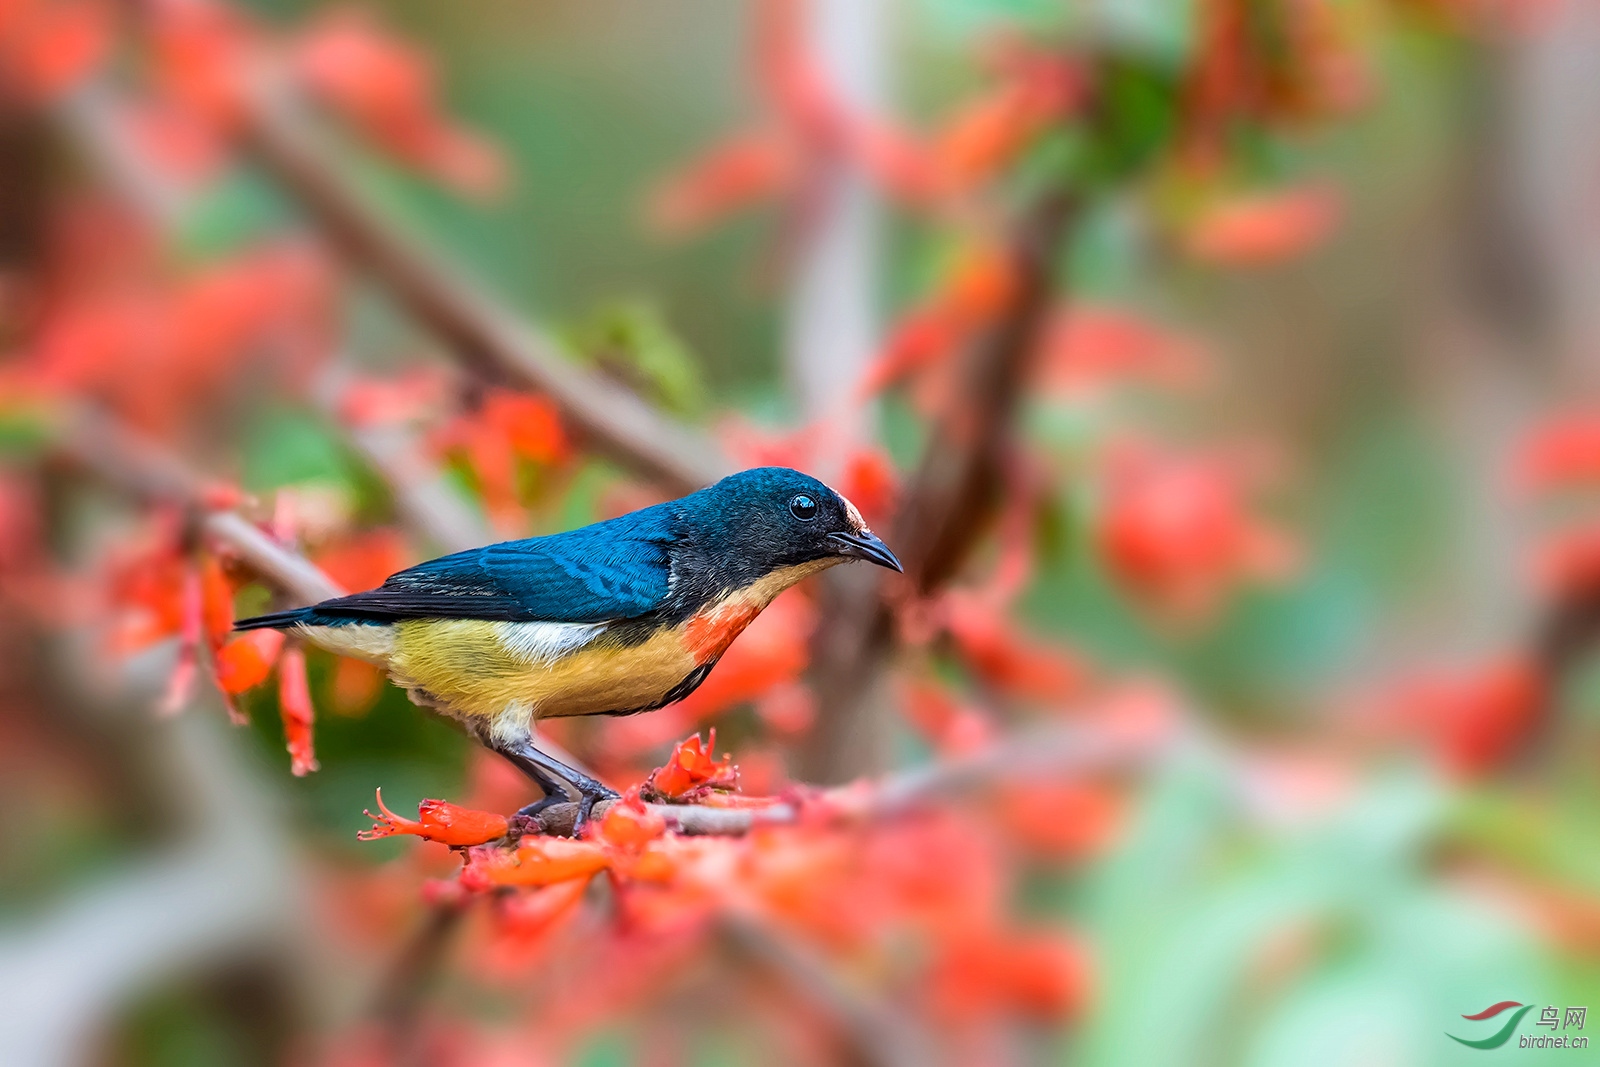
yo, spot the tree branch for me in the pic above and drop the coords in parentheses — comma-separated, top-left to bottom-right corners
(56, 407, 344, 603)
(311, 365, 493, 555)
(801, 188, 1080, 781)
(529, 713, 1158, 837)
(239, 78, 733, 495)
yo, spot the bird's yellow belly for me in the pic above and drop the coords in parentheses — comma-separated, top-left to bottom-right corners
(387, 619, 698, 727)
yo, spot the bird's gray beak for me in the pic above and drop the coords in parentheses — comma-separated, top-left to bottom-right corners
(828, 529, 903, 572)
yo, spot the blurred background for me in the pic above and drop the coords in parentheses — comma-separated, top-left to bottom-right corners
(3, 0, 1600, 1063)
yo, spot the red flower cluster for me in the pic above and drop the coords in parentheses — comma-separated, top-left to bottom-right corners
(1095, 441, 1299, 620)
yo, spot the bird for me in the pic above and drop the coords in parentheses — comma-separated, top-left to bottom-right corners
(235, 467, 902, 830)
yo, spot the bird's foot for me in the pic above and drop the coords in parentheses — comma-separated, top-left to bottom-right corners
(513, 793, 564, 821)
(571, 780, 621, 838)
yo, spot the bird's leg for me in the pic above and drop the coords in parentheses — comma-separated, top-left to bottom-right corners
(494, 736, 618, 835)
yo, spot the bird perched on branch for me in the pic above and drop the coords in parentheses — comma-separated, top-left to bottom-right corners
(236, 467, 902, 830)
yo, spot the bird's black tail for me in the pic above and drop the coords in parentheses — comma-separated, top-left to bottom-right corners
(234, 607, 314, 632)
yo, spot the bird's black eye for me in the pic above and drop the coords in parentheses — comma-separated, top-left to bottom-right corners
(789, 493, 818, 521)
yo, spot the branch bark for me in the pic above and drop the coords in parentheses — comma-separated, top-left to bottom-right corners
(529, 713, 1154, 837)
(800, 189, 1079, 781)
(57, 406, 344, 603)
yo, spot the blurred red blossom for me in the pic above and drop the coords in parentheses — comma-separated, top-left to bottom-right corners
(1041, 304, 1211, 395)
(1096, 441, 1298, 619)
(432, 389, 570, 532)
(1392, 654, 1547, 777)
(646, 130, 800, 237)
(293, 7, 505, 197)
(1508, 410, 1600, 497)
(1182, 0, 1371, 166)
(313, 528, 411, 594)
(462, 838, 609, 889)
(213, 629, 284, 696)
(647, 0, 934, 241)
(996, 779, 1123, 860)
(337, 366, 454, 428)
(860, 238, 1016, 397)
(21, 242, 332, 432)
(932, 38, 1084, 195)
(927, 927, 1091, 1023)
(1528, 522, 1600, 601)
(597, 789, 667, 850)
(0, 0, 111, 104)
(278, 645, 319, 776)
(1183, 183, 1343, 266)
(896, 677, 996, 755)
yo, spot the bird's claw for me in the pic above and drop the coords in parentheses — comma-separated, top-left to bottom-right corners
(572, 784, 620, 838)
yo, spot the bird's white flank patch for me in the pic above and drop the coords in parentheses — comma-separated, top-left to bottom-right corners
(494, 620, 609, 665)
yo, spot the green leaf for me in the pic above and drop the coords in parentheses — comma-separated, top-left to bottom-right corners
(564, 299, 706, 416)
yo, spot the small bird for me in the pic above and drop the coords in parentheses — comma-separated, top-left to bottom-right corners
(236, 467, 902, 829)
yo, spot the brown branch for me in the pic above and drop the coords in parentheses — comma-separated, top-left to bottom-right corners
(801, 189, 1080, 781)
(529, 714, 1158, 837)
(56, 407, 344, 603)
(311, 365, 493, 555)
(239, 78, 733, 496)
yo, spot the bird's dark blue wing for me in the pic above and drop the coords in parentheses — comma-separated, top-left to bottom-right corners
(300, 504, 678, 624)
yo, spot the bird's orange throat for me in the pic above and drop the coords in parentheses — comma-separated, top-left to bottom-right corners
(684, 599, 761, 664)
(683, 557, 837, 666)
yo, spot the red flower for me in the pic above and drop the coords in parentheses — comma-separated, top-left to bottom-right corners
(860, 241, 1017, 395)
(646, 730, 738, 800)
(212, 629, 285, 695)
(1509, 411, 1600, 498)
(839, 448, 899, 527)
(157, 564, 203, 717)
(597, 789, 667, 850)
(1398, 654, 1547, 778)
(1097, 443, 1297, 619)
(312, 529, 411, 594)
(928, 929, 1092, 1022)
(278, 646, 319, 776)
(358, 788, 510, 847)
(996, 780, 1123, 860)
(646, 130, 800, 237)
(1040, 304, 1210, 395)
(1184, 183, 1342, 266)
(941, 591, 1087, 703)
(932, 42, 1084, 194)
(0, 0, 111, 103)
(293, 7, 505, 197)
(462, 837, 610, 889)
(432, 390, 570, 532)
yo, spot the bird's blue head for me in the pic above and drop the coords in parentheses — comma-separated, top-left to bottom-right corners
(687, 467, 902, 579)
